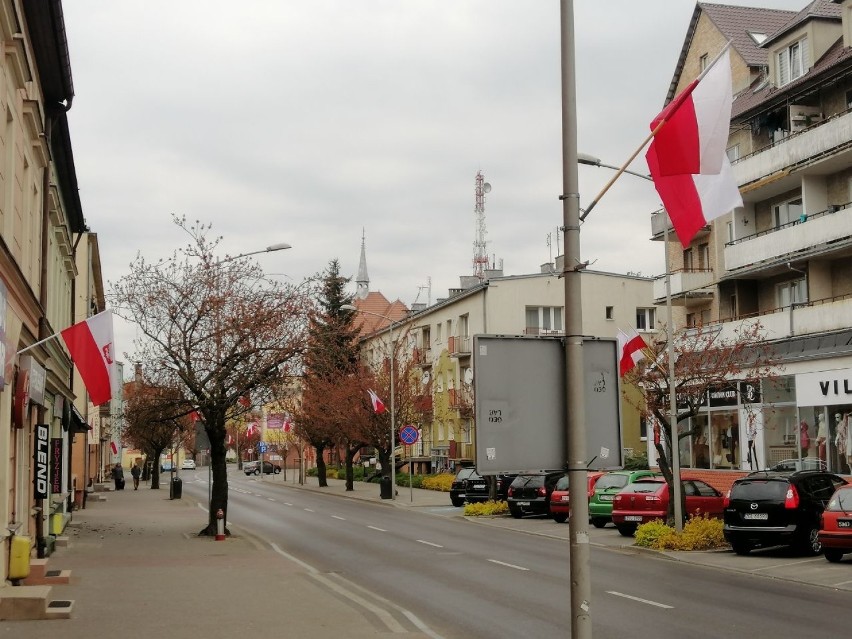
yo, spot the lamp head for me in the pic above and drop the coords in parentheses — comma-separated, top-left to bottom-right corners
(266, 242, 292, 252)
(340, 304, 357, 311)
(577, 153, 602, 167)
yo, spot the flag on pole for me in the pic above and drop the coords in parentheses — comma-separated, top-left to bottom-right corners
(60, 310, 115, 406)
(110, 441, 118, 455)
(367, 389, 386, 414)
(617, 327, 648, 377)
(283, 416, 293, 433)
(645, 48, 743, 247)
(247, 422, 257, 436)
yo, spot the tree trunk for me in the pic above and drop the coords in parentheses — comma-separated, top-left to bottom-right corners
(344, 447, 358, 491)
(199, 419, 229, 536)
(315, 444, 328, 487)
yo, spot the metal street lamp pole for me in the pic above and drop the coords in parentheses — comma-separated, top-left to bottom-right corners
(342, 305, 397, 500)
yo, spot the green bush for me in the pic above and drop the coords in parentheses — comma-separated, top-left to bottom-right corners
(306, 467, 318, 477)
(396, 473, 425, 489)
(464, 500, 508, 516)
(623, 451, 650, 470)
(635, 515, 727, 551)
(422, 473, 455, 492)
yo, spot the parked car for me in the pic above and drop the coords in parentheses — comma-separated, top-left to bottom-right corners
(243, 460, 282, 476)
(161, 461, 174, 473)
(181, 459, 197, 470)
(770, 458, 826, 472)
(463, 473, 516, 504)
(589, 470, 657, 528)
(723, 470, 848, 555)
(611, 477, 725, 536)
(819, 484, 852, 563)
(506, 471, 564, 519)
(549, 471, 605, 524)
(450, 467, 479, 507)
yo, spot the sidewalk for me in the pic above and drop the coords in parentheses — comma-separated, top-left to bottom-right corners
(0, 477, 434, 638)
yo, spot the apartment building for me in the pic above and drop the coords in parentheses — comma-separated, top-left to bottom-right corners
(652, 1, 852, 478)
(356, 263, 654, 472)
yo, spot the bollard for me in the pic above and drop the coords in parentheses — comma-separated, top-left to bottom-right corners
(215, 508, 225, 541)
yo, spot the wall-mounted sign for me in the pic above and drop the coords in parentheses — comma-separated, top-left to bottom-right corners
(13, 368, 30, 429)
(20, 355, 45, 407)
(51, 438, 63, 494)
(796, 369, 852, 407)
(33, 423, 49, 499)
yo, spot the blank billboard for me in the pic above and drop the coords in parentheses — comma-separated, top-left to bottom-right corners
(473, 335, 621, 474)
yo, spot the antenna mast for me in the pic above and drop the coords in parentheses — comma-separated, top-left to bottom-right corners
(473, 171, 491, 281)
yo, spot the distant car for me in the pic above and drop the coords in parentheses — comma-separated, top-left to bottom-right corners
(611, 477, 725, 536)
(243, 460, 282, 476)
(181, 459, 197, 470)
(450, 467, 479, 507)
(819, 484, 852, 563)
(770, 458, 826, 472)
(723, 470, 847, 555)
(161, 461, 174, 473)
(506, 471, 564, 519)
(589, 470, 657, 528)
(549, 471, 605, 524)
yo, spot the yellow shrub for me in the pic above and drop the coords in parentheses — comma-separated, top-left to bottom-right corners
(464, 500, 508, 516)
(635, 515, 727, 551)
(422, 473, 455, 492)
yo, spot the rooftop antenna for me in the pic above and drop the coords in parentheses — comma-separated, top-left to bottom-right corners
(547, 232, 553, 263)
(473, 171, 491, 281)
(415, 276, 432, 307)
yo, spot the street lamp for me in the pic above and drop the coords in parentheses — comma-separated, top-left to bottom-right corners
(578, 151, 684, 531)
(341, 304, 397, 500)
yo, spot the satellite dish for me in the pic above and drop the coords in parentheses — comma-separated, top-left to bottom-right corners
(421, 371, 431, 385)
(483, 182, 492, 194)
(464, 368, 474, 385)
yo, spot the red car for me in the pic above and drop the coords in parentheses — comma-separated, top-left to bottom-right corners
(818, 484, 852, 563)
(549, 471, 605, 524)
(611, 477, 724, 536)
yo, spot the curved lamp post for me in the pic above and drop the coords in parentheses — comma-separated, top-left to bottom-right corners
(341, 304, 397, 500)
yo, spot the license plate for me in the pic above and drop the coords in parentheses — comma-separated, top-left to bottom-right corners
(561, 495, 570, 502)
(472, 484, 485, 489)
(838, 520, 852, 528)
(599, 495, 614, 502)
(624, 515, 643, 522)
(516, 501, 530, 506)
(743, 513, 769, 520)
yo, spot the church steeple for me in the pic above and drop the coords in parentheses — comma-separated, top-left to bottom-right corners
(355, 228, 369, 300)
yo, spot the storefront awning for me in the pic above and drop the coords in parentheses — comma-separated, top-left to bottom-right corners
(769, 329, 852, 364)
(70, 404, 91, 433)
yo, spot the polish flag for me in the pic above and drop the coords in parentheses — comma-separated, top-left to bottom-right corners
(283, 417, 293, 433)
(645, 48, 743, 247)
(247, 422, 257, 436)
(368, 389, 386, 414)
(60, 310, 115, 406)
(110, 441, 118, 455)
(617, 327, 648, 377)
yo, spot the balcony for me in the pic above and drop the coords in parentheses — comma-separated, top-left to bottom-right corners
(724, 205, 852, 272)
(448, 335, 471, 358)
(705, 294, 852, 343)
(413, 347, 432, 367)
(652, 269, 715, 305)
(733, 109, 852, 191)
(650, 208, 709, 242)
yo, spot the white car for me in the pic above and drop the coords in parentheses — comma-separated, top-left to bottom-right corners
(181, 459, 197, 470)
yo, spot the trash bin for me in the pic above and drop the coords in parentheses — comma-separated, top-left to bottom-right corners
(380, 476, 393, 500)
(170, 476, 183, 500)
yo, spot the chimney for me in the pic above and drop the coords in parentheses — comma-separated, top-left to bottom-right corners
(540, 262, 555, 274)
(134, 362, 143, 383)
(459, 275, 480, 289)
(484, 268, 503, 279)
(555, 254, 565, 273)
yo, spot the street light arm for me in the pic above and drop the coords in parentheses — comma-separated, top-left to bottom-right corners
(219, 243, 292, 265)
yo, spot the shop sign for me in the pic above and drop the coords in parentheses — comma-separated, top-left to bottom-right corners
(708, 384, 738, 407)
(796, 370, 852, 407)
(33, 423, 49, 499)
(20, 355, 45, 406)
(51, 438, 63, 494)
(739, 381, 761, 404)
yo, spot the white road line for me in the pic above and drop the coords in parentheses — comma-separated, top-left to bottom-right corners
(832, 578, 852, 587)
(284, 502, 293, 506)
(488, 559, 529, 571)
(267, 498, 276, 502)
(751, 558, 823, 572)
(331, 515, 346, 520)
(607, 591, 673, 609)
(367, 525, 387, 532)
(304, 508, 315, 512)
(416, 539, 443, 548)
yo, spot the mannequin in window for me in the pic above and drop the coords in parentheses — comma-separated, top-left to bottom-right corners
(836, 413, 851, 473)
(800, 420, 811, 458)
(816, 413, 828, 464)
(746, 419, 758, 471)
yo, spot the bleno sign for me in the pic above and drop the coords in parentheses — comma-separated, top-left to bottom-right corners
(33, 423, 49, 499)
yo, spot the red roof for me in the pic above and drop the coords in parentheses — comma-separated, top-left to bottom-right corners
(350, 292, 408, 337)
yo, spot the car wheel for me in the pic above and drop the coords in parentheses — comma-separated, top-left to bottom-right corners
(615, 524, 636, 537)
(824, 549, 843, 563)
(730, 539, 751, 556)
(797, 525, 821, 555)
(591, 518, 607, 529)
(509, 505, 524, 519)
(253, 469, 260, 476)
(274, 467, 281, 474)
(552, 513, 568, 524)
(451, 496, 465, 507)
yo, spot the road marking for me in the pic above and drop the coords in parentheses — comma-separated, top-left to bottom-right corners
(751, 558, 823, 572)
(304, 508, 315, 512)
(488, 559, 529, 571)
(267, 498, 276, 502)
(832, 578, 852, 587)
(368, 525, 387, 532)
(284, 502, 293, 506)
(331, 515, 346, 520)
(416, 539, 443, 548)
(607, 591, 673, 609)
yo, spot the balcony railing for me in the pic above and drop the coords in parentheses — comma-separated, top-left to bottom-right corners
(413, 347, 432, 366)
(449, 335, 471, 356)
(652, 269, 715, 304)
(724, 204, 852, 272)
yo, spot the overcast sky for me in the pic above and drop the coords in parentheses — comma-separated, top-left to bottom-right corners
(62, 0, 808, 359)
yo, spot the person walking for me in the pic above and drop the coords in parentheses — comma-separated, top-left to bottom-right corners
(112, 463, 125, 491)
(130, 461, 141, 490)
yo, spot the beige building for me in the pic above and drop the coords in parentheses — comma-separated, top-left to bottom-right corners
(652, 1, 852, 479)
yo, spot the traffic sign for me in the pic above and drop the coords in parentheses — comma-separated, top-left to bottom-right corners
(258, 442, 268, 453)
(399, 425, 419, 445)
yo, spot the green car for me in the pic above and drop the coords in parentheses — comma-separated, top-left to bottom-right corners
(589, 470, 657, 528)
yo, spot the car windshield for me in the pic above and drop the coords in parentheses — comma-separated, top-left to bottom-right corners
(596, 474, 628, 490)
(827, 488, 852, 511)
(512, 475, 545, 488)
(620, 480, 662, 494)
(456, 468, 477, 481)
(555, 477, 570, 491)
(730, 479, 789, 500)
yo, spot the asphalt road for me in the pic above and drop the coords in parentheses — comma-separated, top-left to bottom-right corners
(181, 471, 851, 639)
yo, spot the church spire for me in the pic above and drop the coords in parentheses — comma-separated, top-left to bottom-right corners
(355, 228, 369, 300)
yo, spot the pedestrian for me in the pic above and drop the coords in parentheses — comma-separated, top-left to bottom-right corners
(130, 461, 141, 490)
(112, 463, 125, 491)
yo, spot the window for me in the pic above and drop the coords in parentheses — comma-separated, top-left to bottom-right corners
(605, 306, 614, 320)
(847, 89, 852, 110)
(445, 320, 452, 340)
(726, 145, 740, 162)
(422, 326, 431, 349)
(458, 314, 469, 338)
(778, 37, 808, 86)
(727, 221, 734, 243)
(525, 306, 563, 334)
(436, 322, 442, 343)
(698, 243, 709, 270)
(636, 308, 656, 331)
(686, 312, 697, 328)
(748, 32, 767, 45)
(773, 197, 802, 228)
(683, 248, 694, 270)
(777, 278, 807, 308)
(699, 53, 708, 71)
(639, 416, 648, 441)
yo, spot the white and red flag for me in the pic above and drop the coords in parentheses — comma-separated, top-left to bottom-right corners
(247, 422, 257, 436)
(645, 48, 743, 247)
(283, 416, 293, 433)
(617, 327, 648, 377)
(367, 389, 386, 414)
(60, 310, 115, 406)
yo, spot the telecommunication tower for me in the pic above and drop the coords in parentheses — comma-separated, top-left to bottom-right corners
(472, 171, 492, 280)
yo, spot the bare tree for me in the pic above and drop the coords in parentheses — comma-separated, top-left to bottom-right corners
(110, 217, 310, 535)
(623, 321, 782, 524)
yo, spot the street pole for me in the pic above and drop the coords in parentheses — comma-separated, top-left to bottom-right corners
(664, 221, 685, 531)
(559, 2, 592, 637)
